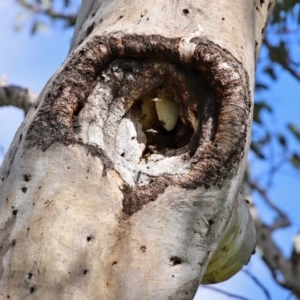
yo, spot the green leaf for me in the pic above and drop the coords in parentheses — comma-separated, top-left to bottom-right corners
(264, 66, 277, 80)
(269, 41, 289, 66)
(257, 133, 271, 146)
(253, 101, 272, 124)
(290, 153, 300, 170)
(255, 82, 269, 90)
(250, 143, 265, 160)
(270, 3, 283, 24)
(288, 123, 300, 141)
(30, 21, 49, 35)
(284, 0, 299, 12)
(30, 22, 39, 35)
(40, 0, 52, 9)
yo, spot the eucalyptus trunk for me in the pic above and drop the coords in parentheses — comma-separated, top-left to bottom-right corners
(0, 0, 275, 299)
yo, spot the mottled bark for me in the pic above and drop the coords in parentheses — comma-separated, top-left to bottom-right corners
(0, 0, 276, 299)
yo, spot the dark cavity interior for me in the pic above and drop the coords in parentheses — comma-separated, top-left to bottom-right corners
(96, 59, 217, 158)
(127, 61, 217, 157)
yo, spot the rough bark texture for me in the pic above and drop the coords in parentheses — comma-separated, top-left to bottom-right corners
(0, 0, 276, 299)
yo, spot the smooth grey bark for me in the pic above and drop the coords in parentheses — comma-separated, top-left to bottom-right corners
(0, 0, 276, 299)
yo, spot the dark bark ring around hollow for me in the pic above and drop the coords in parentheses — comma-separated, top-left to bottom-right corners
(26, 33, 251, 215)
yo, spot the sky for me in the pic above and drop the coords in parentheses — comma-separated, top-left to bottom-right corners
(1, 1, 300, 300)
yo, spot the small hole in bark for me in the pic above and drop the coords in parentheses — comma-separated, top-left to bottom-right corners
(86, 235, 93, 242)
(83, 269, 88, 275)
(21, 187, 27, 193)
(28, 272, 33, 279)
(221, 245, 228, 251)
(131, 87, 194, 156)
(12, 209, 18, 216)
(112, 261, 118, 266)
(140, 245, 147, 252)
(30, 286, 35, 293)
(208, 219, 214, 225)
(118, 15, 123, 20)
(120, 152, 125, 157)
(11, 239, 16, 247)
(86, 23, 95, 36)
(182, 8, 189, 15)
(170, 256, 182, 266)
(23, 174, 31, 182)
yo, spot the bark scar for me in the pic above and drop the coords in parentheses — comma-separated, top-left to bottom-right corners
(25, 33, 251, 215)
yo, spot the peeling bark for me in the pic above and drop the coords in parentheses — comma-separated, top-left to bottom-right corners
(0, 0, 276, 299)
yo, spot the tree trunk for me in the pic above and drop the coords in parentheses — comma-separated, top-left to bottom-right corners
(0, 1, 275, 299)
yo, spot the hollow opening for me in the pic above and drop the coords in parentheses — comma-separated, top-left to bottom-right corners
(127, 62, 216, 158)
(170, 256, 182, 266)
(131, 86, 195, 157)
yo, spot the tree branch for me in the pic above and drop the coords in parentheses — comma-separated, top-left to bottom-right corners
(0, 84, 37, 113)
(17, 0, 77, 26)
(242, 269, 272, 300)
(264, 37, 300, 82)
(248, 180, 290, 231)
(244, 182, 300, 299)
